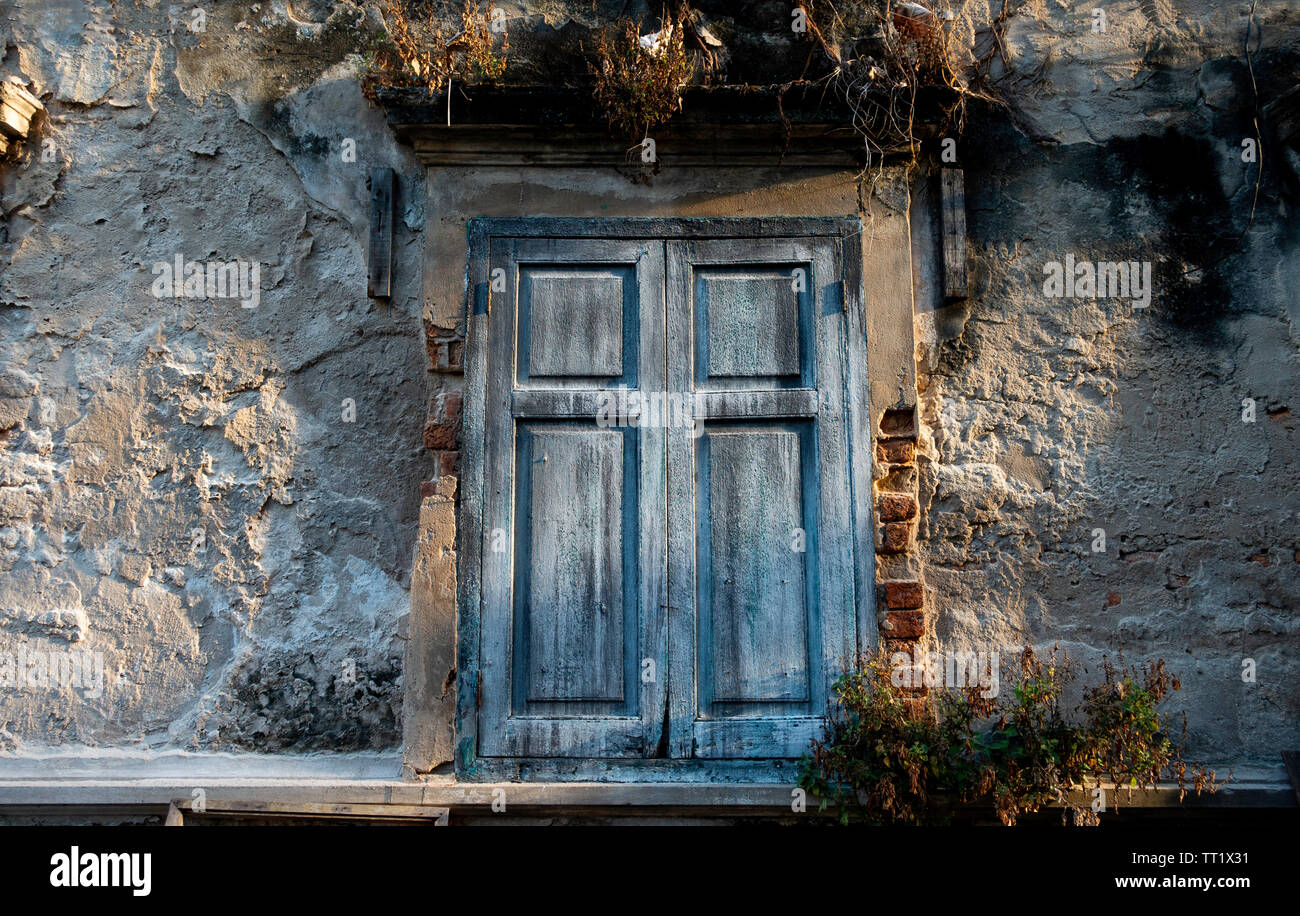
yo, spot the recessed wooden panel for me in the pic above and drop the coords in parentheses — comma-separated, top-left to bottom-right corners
(515, 424, 631, 705)
(521, 268, 629, 380)
(698, 426, 810, 705)
(697, 270, 802, 380)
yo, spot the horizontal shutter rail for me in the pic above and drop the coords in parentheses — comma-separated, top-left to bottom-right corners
(512, 388, 819, 420)
(512, 237, 652, 263)
(693, 389, 817, 419)
(512, 389, 615, 418)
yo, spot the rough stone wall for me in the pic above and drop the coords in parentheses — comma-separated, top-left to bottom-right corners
(915, 1, 1300, 765)
(0, 0, 427, 754)
(0, 0, 1296, 776)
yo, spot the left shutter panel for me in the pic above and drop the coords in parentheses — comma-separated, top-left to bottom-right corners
(478, 237, 667, 758)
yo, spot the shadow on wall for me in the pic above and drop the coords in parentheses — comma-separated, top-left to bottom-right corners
(914, 48, 1300, 764)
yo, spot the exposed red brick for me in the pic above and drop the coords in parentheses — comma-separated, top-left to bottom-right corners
(445, 339, 464, 372)
(424, 320, 458, 369)
(440, 392, 463, 423)
(438, 450, 459, 477)
(424, 317, 457, 338)
(880, 521, 913, 553)
(1249, 552, 1271, 567)
(428, 339, 465, 374)
(424, 421, 457, 450)
(423, 392, 464, 451)
(420, 480, 437, 498)
(423, 320, 439, 364)
(1107, 592, 1121, 607)
(876, 438, 915, 464)
(879, 407, 916, 437)
(878, 492, 917, 522)
(877, 465, 917, 492)
(883, 580, 924, 610)
(884, 609, 926, 639)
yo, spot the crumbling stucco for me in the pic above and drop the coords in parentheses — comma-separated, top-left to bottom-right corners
(1, 0, 427, 754)
(0, 0, 1296, 784)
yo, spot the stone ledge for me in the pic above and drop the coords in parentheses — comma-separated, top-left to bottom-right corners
(0, 749, 401, 781)
(0, 768, 1291, 810)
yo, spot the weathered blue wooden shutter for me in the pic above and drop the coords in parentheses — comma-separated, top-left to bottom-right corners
(478, 238, 667, 757)
(470, 223, 868, 766)
(666, 237, 860, 759)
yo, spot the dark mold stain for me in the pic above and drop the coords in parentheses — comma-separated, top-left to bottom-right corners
(209, 648, 402, 751)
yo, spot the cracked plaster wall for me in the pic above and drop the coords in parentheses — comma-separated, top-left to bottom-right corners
(914, 0, 1300, 766)
(0, 0, 1296, 775)
(0, 0, 427, 756)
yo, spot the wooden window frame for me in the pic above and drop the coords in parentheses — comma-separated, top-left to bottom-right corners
(457, 217, 872, 783)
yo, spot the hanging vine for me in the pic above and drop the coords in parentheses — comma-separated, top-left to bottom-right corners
(358, 0, 508, 108)
(794, 1, 1011, 173)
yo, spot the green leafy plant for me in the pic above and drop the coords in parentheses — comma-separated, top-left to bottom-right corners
(799, 646, 1223, 825)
